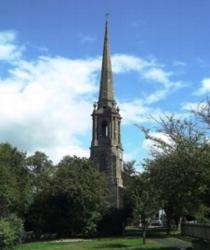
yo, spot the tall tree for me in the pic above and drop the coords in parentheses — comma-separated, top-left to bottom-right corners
(0, 143, 30, 218)
(141, 116, 210, 230)
(26, 151, 54, 193)
(123, 161, 136, 187)
(193, 101, 210, 215)
(26, 156, 106, 237)
(127, 172, 158, 244)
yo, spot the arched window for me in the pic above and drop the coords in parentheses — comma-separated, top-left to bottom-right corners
(102, 120, 108, 137)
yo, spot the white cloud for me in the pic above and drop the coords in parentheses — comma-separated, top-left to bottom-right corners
(112, 54, 154, 73)
(0, 31, 185, 162)
(78, 33, 96, 44)
(0, 56, 101, 162)
(182, 102, 199, 111)
(196, 78, 210, 95)
(143, 68, 172, 86)
(0, 31, 23, 62)
(145, 89, 168, 105)
(112, 55, 172, 88)
(117, 58, 183, 124)
(173, 61, 187, 67)
(112, 54, 184, 104)
(124, 146, 141, 162)
(120, 99, 165, 125)
(120, 99, 150, 124)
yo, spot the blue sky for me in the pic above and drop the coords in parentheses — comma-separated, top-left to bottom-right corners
(0, 0, 210, 168)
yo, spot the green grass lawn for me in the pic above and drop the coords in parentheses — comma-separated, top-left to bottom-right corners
(14, 237, 180, 250)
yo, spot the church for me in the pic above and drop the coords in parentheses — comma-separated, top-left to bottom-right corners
(90, 20, 124, 208)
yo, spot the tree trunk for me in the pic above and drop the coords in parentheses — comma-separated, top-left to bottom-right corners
(166, 216, 171, 235)
(142, 215, 146, 245)
(178, 216, 183, 232)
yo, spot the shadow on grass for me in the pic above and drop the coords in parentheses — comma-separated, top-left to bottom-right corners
(94, 243, 180, 250)
(124, 231, 171, 239)
(94, 243, 129, 248)
(132, 248, 180, 250)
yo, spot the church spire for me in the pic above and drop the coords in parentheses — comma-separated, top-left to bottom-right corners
(98, 19, 115, 106)
(90, 19, 123, 208)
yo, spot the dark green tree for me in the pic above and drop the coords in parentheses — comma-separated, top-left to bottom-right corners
(141, 116, 210, 231)
(123, 161, 136, 186)
(194, 100, 210, 217)
(26, 151, 54, 193)
(122, 161, 137, 224)
(26, 156, 106, 237)
(0, 143, 30, 218)
(127, 173, 158, 244)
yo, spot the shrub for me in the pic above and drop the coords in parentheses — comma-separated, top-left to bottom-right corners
(97, 208, 127, 236)
(0, 215, 23, 250)
(82, 211, 101, 237)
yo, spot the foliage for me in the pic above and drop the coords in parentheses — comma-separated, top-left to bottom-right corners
(0, 215, 23, 250)
(126, 173, 158, 243)
(0, 143, 31, 217)
(24, 151, 54, 235)
(130, 174, 158, 225)
(141, 115, 210, 229)
(123, 160, 158, 244)
(26, 156, 106, 237)
(97, 208, 127, 236)
(193, 99, 210, 129)
(26, 151, 54, 193)
(123, 161, 136, 177)
(195, 204, 210, 223)
(194, 100, 210, 213)
(122, 161, 137, 219)
(123, 161, 136, 186)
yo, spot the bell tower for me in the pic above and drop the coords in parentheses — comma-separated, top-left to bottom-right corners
(90, 20, 123, 208)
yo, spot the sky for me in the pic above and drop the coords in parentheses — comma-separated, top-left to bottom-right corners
(0, 0, 210, 168)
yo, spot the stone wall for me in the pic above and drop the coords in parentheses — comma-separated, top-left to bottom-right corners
(181, 223, 210, 240)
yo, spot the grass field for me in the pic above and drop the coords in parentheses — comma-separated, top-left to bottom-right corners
(14, 237, 180, 250)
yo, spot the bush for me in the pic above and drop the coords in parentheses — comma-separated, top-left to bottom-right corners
(0, 215, 23, 250)
(82, 211, 101, 237)
(97, 208, 127, 236)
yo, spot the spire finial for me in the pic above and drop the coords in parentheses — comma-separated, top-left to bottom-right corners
(105, 13, 110, 22)
(98, 17, 115, 106)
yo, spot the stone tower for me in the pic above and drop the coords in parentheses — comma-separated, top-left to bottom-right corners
(90, 20, 123, 208)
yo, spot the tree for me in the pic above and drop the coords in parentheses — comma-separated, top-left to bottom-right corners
(0, 143, 31, 218)
(193, 100, 210, 216)
(53, 156, 106, 235)
(127, 172, 158, 244)
(26, 156, 106, 237)
(26, 151, 54, 193)
(123, 160, 159, 243)
(122, 161, 137, 224)
(123, 161, 136, 186)
(194, 99, 210, 129)
(141, 116, 210, 231)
